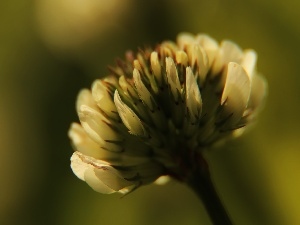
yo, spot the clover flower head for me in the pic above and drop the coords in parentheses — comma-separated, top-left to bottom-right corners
(69, 32, 267, 194)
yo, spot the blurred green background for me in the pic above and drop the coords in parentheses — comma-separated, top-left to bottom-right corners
(1, 0, 300, 224)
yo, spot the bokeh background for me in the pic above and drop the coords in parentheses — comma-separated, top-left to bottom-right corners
(1, 0, 300, 224)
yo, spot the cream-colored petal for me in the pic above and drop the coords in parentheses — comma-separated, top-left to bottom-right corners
(78, 105, 122, 152)
(71, 152, 121, 194)
(154, 175, 170, 185)
(71, 152, 90, 181)
(118, 76, 139, 100)
(248, 74, 267, 111)
(166, 57, 181, 102)
(93, 166, 134, 191)
(79, 105, 120, 139)
(177, 32, 195, 49)
(76, 89, 98, 113)
(69, 123, 102, 157)
(195, 34, 219, 67)
(221, 40, 243, 63)
(212, 40, 243, 75)
(133, 59, 142, 72)
(68, 123, 122, 161)
(91, 79, 118, 119)
(117, 80, 152, 125)
(218, 62, 251, 129)
(84, 168, 116, 194)
(160, 41, 179, 57)
(175, 50, 188, 66)
(191, 44, 209, 83)
(70, 151, 109, 180)
(114, 90, 147, 137)
(133, 68, 167, 131)
(185, 67, 202, 122)
(103, 75, 119, 87)
(133, 68, 155, 111)
(150, 52, 162, 86)
(241, 50, 257, 78)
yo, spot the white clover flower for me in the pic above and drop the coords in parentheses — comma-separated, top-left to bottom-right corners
(69, 32, 267, 195)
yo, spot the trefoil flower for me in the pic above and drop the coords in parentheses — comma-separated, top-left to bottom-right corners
(68, 33, 267, 224)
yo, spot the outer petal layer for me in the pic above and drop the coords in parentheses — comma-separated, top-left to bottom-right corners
(71, 152, 135, 194)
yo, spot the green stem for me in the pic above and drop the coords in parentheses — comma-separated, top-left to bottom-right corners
(187, 155, 233, 225)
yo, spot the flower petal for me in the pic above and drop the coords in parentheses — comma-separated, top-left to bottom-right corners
(177, 32, 195, 50)
(133, 68, 155, 111)
(212, 40, 243, 75)
(70, 125, 152, 162)
(218, 62, 251, 130)
(78, 105, 122, 152)
(248, 74, 267, 112)
(84, 168, 116, 194)
(175, 50, 188, 66)
(185, 67, 202, 122)
(195, 34, 219, 67)
(165, 57, 181, 102)
(114, 90, 147, 137)
(71, 152, 135, 194)
(150, 52, 162, 86)
(241, 50, 257, 78)
(69, 123, 124, 161)
(92, 166, 134, 192)
(91, 79, 118, 119)
(191, 44, 209, 84)
(76, 89, 98, 113)
(118, 75, 140, 100)
(70, 151, 108, 181)
(154, 175, 171, 185)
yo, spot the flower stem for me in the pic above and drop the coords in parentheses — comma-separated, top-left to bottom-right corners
(187, 155, 233, 225)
